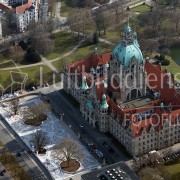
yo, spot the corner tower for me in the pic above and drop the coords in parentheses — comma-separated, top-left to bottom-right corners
(109, 22, 146, 102)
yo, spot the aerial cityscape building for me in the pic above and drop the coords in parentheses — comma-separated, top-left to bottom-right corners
(64, 23, 180, 157)
(0, 0, 48, 32)
(81, 161, 140, 180)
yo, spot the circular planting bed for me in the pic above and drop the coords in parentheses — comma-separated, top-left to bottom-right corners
(60, 159, 80, 172)
(25, 114, 47, 126)
(36, 148, 47, 154)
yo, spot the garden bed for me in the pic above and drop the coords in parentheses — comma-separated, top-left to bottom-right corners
(60, 159, 80, 172)
(24, 114, 47, 126)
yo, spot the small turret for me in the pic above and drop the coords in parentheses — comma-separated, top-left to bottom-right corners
(90, 66, 95, 73)
(125, 22, 131, 33)
(81, 76, 89, 90)
(100, 93, 109, 109)
(94, 47, 98, 55)
(86, 100, 94, 110)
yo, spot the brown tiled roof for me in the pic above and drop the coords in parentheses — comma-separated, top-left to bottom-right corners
(66, 52, 180, 137)
(16, 0, 33, 15)
(0, 3, 15, 13)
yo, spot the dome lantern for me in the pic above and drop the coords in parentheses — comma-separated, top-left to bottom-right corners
(112, 23, 143, 68)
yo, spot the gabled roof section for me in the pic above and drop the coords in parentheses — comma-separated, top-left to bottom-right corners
(16, 0, 33, 15)
(66, 52, 111, 73)
(0, 3, 15, 13)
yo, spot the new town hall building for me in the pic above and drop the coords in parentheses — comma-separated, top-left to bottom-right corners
(64, 24, 180, 157)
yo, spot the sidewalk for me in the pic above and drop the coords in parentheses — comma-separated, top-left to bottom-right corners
(0, 120, 50, 179)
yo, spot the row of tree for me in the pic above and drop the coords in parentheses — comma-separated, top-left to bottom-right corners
(67, 3, 126, 39)
(9, 99, 83, 168)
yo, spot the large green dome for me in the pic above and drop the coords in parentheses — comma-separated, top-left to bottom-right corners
(112, 24, 143, 68)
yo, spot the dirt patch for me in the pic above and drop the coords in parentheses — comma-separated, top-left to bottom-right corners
(60, 159, 80, 172)
(24, 114, 47, 126)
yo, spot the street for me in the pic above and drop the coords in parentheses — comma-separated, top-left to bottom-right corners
(0, 115, 53, 180)
(48, 90, 130, 165)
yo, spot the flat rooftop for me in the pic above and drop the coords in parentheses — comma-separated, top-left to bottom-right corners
(121, 96, 154, 109)
(81, 162, 140, 180)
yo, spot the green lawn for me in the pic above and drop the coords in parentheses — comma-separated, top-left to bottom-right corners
(149, 53, 180, 81)
(52, 41, 113, 72)
(162, 55, 180, 81)
(131, 5, 151, 12)
(165, 158, 180, 179)
(0, 140, 4, 147)
(61, 0, 75, 17)
(0, 65, 53, 93)
(125, 0, 145, 7)
(101, 30, 121, 44)
(45, 31, 80, 60)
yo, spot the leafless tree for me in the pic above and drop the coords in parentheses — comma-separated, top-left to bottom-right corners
(51, 138, 83, 167)
(44, 18, 56, 34)
(172, 10, 180, 34)
(81, 9, 94, 37)
(149, 152, 162, 168)
(28, 102, 50, 119)
(112, 1, 124, 23)
(29, 23, 55, 55)
(67, 9, 81, 39)
(161, 147, 172, 158)
(31, 130, 49, 153)
(140, 39, 159, 54)
(139, 167, 159, 180)
(31, 31, 55, 55)
(94, 10, 110, 35)
(10, 99, 20, 115)
(132, 155, 148, 172)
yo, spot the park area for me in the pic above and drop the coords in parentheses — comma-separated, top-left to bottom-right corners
(0, 96, 99, 179)
(130, 4, 151, 12)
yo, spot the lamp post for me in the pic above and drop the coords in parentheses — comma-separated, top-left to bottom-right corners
(60, 113, 64, 120)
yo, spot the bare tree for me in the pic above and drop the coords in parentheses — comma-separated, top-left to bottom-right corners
(112, 1, 124, 23)
(31, 32, 55, 55)
(10, 99, 20, 115)
(172, 10, 180, 34)
(52, 138, 83, 167)
(161, 147, 172, 158)
(81, 9, 94, 38)
(94, 10, 110, 36)
(140, 39, 159, 54)
(29, 23, 55, 55)
(28, 102, 50, 119)
(132, 155, 148, 172)
(31, 130, 49, 153)
(149, 152, 161, 168)
(44, 18, 56, 34)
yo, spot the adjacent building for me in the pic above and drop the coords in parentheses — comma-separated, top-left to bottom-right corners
(64, 23, 180, 157)
(0, 0, 48, 32)
(81, 161, 140, 180)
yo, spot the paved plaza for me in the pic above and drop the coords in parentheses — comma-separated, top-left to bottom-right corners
(0, 96, 100, 180)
